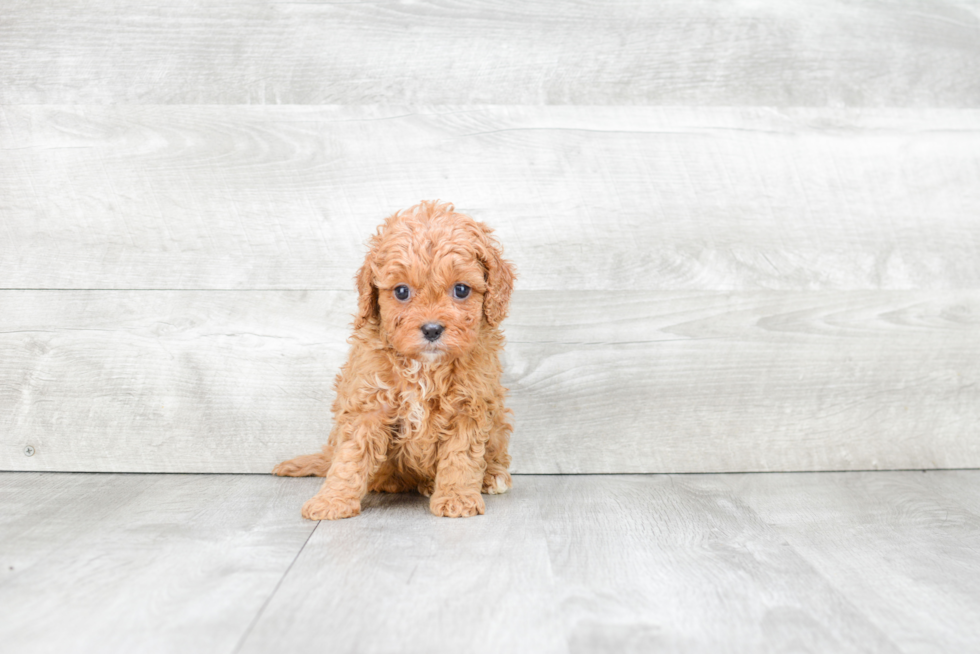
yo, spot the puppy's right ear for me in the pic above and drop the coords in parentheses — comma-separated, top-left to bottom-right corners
(353, 237, 380, 330)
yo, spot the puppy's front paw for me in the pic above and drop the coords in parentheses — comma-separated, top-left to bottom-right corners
(417, 479, 434, 497)
(482, 471, 512, 495)
(301, 494, 361, 521)
(430, 490, 485, 518)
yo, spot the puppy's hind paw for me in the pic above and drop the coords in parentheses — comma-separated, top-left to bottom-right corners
(272, 461, 298, 476)
(482, 471, 511, 495)
(272, 454, 329, 477)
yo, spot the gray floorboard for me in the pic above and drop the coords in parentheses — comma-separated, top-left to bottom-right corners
(2, 472, 978, 653)
(0, 473, 319, 654)
(727, 471, 980, 652)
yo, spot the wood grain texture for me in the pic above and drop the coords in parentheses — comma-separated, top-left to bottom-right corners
(239, 479, 564, 654)
(238, 473, 978, 653)
(2, 105, 979, 291)
(0, 290, 343, 473)
(1, 289, 976, 474)
(2, 0, 979, 105)
(0, 472, 320, 654)
(2, 2, 978, 479)
(727, 471, 980, 652)
(507, 289, 980, 473)
(4, 471, 978, 653)
(535, 474, 900, 653)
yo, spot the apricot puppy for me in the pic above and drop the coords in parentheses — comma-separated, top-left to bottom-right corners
(273, 201, 516, 519)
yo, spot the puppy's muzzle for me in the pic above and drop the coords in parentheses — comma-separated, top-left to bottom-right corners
(421, 323, 445, 342)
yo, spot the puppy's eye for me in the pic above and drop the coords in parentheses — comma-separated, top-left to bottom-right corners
(394, 285, 411, 301)
(453, 284, 471, 299)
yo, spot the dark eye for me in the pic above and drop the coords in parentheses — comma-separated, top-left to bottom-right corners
(394, 285, 410, 301)
(453, 284, 471, 299)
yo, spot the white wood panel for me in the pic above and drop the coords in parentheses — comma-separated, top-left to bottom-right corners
(2, 106, 979, 291)
(0, 472, 320, 654)
(1, 289, 976, 474)
(507, 289, 980, 473)
(0, 290, 344, 473)
(2, 0, 978, 105)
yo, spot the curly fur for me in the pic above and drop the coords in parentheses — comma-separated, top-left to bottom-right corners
(273, 201, 516, 519)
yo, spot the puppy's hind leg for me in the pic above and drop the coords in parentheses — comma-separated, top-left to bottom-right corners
(482, 416, 513, 495)
(272, 446, 334, 477)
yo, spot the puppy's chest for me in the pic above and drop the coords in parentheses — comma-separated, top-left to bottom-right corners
(389, 370, 451, 443)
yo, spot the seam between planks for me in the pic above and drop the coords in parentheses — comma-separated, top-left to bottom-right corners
(231, 520, 321, 654)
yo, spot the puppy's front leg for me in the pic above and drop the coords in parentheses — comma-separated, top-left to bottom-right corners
(430, 418, 487, 518)
(301, 414, 387, 521)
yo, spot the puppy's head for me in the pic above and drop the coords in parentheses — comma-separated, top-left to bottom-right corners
(354, 201, 515, 361)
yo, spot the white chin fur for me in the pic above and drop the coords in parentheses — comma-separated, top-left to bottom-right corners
(418, 350, 446, 364)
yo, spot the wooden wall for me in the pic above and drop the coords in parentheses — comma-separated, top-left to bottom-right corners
(2, 1, 978, 473)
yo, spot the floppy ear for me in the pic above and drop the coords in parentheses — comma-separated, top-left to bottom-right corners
(476, 227, 516, 327)
(353, 237, 381, 330)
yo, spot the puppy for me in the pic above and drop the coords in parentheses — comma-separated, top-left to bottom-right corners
(273, 201, 516, 519)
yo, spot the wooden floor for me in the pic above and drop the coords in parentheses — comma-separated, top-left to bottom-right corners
(2, 471, 978, 653)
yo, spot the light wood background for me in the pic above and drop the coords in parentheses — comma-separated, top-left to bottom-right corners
(1, 1, 978, 473)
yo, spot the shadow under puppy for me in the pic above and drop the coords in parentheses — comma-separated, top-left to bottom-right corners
(274, 201, 516, 519)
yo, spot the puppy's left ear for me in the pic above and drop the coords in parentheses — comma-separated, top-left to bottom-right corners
(476, 225, 516, 327)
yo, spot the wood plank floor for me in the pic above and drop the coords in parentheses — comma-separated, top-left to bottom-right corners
(2, 471, 978, 653)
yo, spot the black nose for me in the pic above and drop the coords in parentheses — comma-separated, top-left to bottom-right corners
(421, 323, 444, 342)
